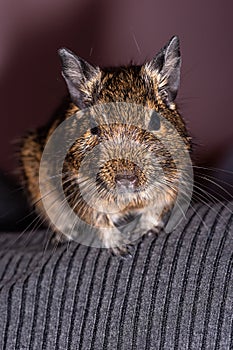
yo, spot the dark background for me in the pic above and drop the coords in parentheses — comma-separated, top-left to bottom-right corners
(0, 0, 233, 228)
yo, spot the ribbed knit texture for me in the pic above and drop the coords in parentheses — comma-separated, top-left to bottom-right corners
(0, 203, 232, 349)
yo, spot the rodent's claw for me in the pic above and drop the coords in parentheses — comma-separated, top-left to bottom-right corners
(147, 222, 164, 237)
(109, 242, 135, 258)
(51, 231, 70, 246)
(147, 229, 159, 237)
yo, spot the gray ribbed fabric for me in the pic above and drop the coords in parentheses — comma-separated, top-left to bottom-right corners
(0, 203, 232, 350)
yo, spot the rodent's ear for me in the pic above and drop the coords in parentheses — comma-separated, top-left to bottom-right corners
(58, 48, 101, 109)
(144, 36, 181, 107)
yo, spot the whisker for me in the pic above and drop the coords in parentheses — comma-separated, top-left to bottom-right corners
(130, 26, 141, 55)
(192, 165, 233, 175)
(195, 174, 233, 201)
(195, 172, 233, 190)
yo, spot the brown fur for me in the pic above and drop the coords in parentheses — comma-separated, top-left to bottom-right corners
(20, 37, 192, 255)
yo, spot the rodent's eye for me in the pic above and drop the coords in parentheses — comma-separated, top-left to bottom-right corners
(90, 126, 101, 136)
(148, 111, 161, 131)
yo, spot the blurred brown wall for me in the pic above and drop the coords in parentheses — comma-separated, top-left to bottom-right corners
(1, 0, 233, 174)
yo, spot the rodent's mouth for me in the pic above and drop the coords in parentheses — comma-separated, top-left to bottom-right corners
(96, 170, 147, 196)
(95, 175, 149, 201)
(114, 186, 138, 195)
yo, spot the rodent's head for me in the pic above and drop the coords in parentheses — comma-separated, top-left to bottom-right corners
(59, 36, 192, 215)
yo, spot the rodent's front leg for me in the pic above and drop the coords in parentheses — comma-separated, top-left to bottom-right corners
(99, 211, 162, 256)
(96, 213, 133, 256)
(138, 208, 164, 234)
(100, 209, 165, 256)
(99, 227, 132, 256)
(123, 207, 166, 243)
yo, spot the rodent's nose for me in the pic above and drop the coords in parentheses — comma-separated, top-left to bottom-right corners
(115, 174, 138, 191)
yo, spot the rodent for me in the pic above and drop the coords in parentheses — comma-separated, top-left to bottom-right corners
(20, 36, 192, 256)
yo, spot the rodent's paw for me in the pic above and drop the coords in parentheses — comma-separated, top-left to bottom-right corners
(147, 222, 164, 237)
(147, 227, 163, 237)
(100, 229, 135, 258)
(52, 231, 72, 245)
(109, 242, 135, 258)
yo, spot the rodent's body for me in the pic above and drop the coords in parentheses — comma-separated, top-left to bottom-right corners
(20, 36, 192, 255)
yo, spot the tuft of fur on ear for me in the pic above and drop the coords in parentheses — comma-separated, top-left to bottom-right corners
(58, 48, 101, 109)
(144, 36, 181, 107)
